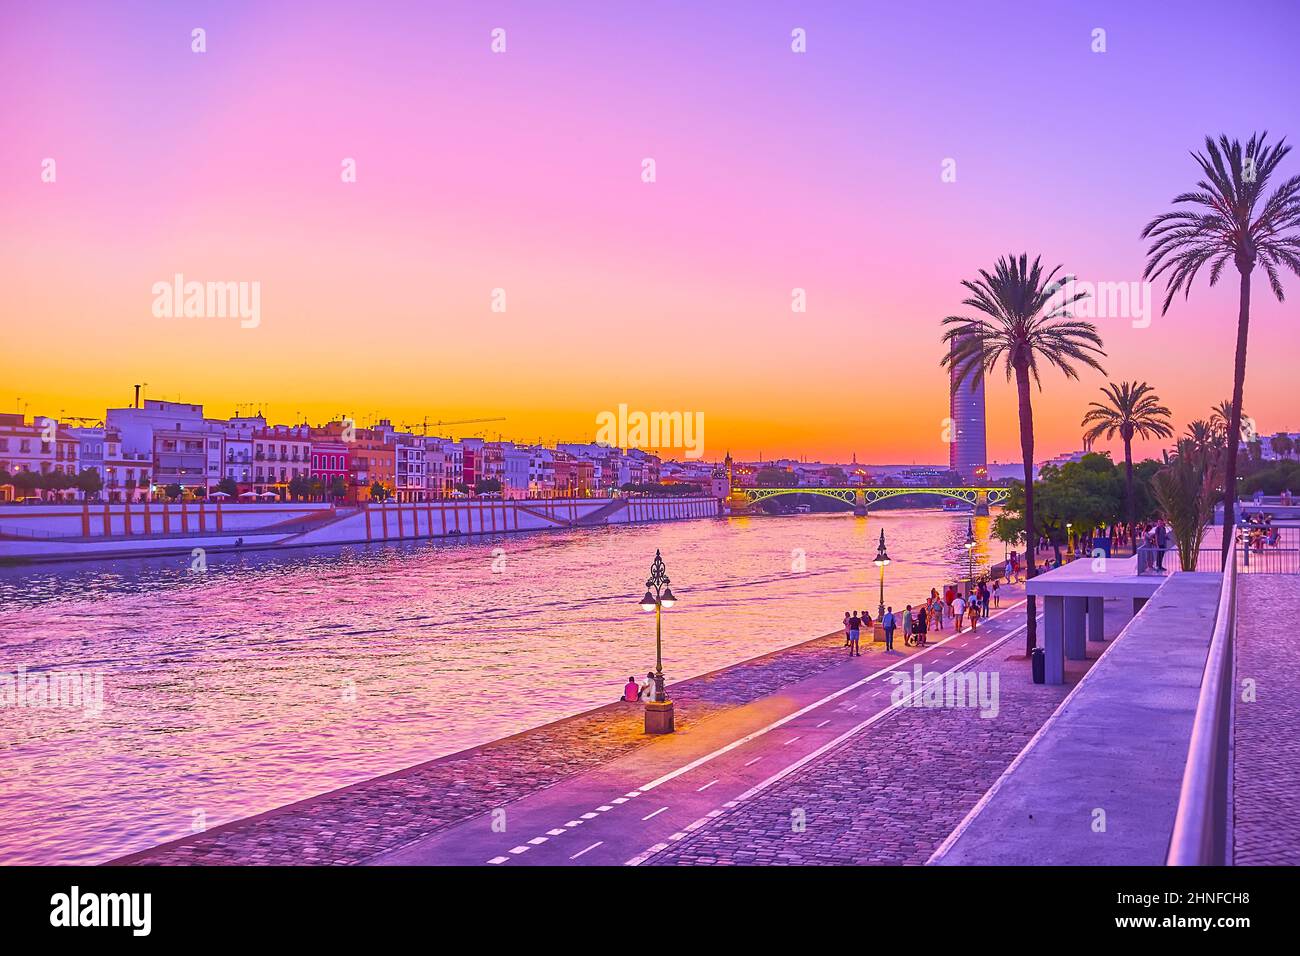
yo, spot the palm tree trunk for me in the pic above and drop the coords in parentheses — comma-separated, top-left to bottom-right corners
(1123, 436, 1135, 554)
(1221, 268, 1252, 566)
(1015, 361, 1037, 655)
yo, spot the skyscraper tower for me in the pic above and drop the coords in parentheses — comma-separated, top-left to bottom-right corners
(949, 333, 987, 481)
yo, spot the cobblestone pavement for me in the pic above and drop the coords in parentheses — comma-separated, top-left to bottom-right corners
(117, 626, 873, 865)
(649, 600, 1131, 866)
(1233, 574, 1300, 865)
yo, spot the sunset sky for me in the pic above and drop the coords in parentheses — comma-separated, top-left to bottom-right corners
(3, 0, 1298, 465)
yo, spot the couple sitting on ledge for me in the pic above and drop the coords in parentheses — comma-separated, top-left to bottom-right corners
(623, 673, 655, 702)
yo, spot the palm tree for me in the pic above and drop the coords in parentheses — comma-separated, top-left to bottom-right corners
(1271, 434, 1295, 460)
(1210, 398, 1250, 442)
(1081, 381, 1173, 552)
(943, 253, 1106, 656)
(1184, 419, 1221, 459)
(1142, 133, 1300, 564)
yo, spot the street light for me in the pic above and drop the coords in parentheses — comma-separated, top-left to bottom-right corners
(964, 517, 976, 589)
(638, 549, 677, 734)
(873, 529, 891, 623)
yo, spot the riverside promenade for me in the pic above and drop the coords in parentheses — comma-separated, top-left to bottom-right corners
(114, 579, 1134, 867)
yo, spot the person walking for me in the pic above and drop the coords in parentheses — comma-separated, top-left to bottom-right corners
(952, 593, 966, 633)
(902, 605, 913, 643)
(843, 610, 852, 647)
(991, 579, 1001, 608)
(967, 598, 980, 632)
(914, 604, 928, 646)
(848, 612, 861, 657)
(882, 606, 896, 651)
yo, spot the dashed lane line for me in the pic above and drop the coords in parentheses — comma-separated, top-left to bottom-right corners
(624, 613, 1038, 866)
(570, 842, 603, 860)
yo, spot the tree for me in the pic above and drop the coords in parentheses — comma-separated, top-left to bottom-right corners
(307, 477, 325, 500)
(1152, 443, 1220, 571)
(217, 477, 239, 498)
(474, 477, 502, 495)
(164, 483, 183, 501)
(998, 455, 1124, 565)
(1081, 381, 1173, 552)
(1142, 133, 1300, 565)
(330, 476, 348, 500)
(287, 475, 309, 500)
(73, 469, 103, 499)
(942, 253, 1106, 655)
(1271, 434, 1295, 460)
(369, 480, 390, 502)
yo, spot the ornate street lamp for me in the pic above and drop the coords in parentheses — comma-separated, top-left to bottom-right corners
(638, 549, 677, 734)
(873, 529, 891, 623)
(964, 518, 976, 589)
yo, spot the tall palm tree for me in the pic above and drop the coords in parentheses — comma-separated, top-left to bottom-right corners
(1081, 381, 1173, 551)
(1272, 434, 1295, 460)
(1142, 133, 1300, 564)
(943, 253, 1106, 656)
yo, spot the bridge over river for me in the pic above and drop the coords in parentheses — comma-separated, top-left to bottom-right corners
(729, 486, 1009, 516)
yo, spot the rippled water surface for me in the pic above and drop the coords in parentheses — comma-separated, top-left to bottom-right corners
(0, 510, 1000, 864)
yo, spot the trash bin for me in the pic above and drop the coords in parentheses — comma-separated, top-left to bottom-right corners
(1031, 647, 1045, 684)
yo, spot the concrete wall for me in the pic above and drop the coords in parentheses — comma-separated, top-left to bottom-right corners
(0, 497, 721, 563)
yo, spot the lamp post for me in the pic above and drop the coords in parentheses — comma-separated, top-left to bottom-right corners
(638, 549, 677, 734)
(873, 529, 891, 623)
(964, 518, 976, 591)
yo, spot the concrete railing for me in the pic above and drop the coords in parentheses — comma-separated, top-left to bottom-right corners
(1166, 536, 1237, 865)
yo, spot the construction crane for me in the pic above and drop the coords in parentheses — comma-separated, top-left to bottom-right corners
(402, 416, 506, 436)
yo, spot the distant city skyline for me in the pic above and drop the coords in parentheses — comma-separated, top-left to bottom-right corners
(3, 1, 1298, 463)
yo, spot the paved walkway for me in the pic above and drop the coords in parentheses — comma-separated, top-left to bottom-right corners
(647, 597, 1133, 866)
(371, 593, 1036, 865)
(114, 597, 950, 865)
(1233, 574, 1300, 865)
(933, 573, 1219, 865)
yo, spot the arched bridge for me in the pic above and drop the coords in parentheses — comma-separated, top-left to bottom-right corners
(731, 486, 1010, 516)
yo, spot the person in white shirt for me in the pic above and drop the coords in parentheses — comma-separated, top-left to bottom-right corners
(952, 595, 966, 632)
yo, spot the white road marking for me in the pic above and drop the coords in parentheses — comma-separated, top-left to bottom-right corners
(632, 601, 1029, 794)
(624, 791, 641, 798)
(564, 820, 583, 827)
(668, 832, 687, 841)
(581, 812, 598, 819)
(784, 736, 802, 746)
(696, 779, 719, 792)
(488, 855, 509, 865)
(641, 806, 669, 821)
(744, 756, 763, 766)
(527, 836, 548, 845)
(546, 829, 566, 836)
(570, 841, 603, 860)
(597, 805, 614, 812)
(625, 613, 1038, 866)
(611, 797, 629, 804)
(815, 719, 830, 728)
(508, 846, 529, 855)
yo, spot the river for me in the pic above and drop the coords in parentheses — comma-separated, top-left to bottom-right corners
(0, 509, 1000, 864)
